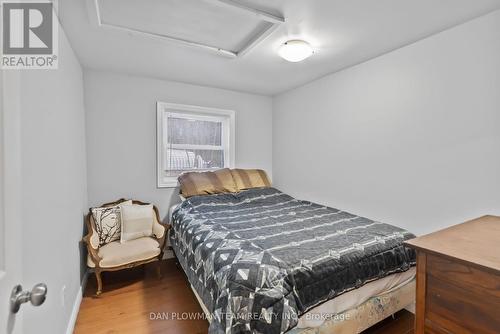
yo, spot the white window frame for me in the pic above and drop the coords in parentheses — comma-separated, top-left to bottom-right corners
(156, 102, 235, 188)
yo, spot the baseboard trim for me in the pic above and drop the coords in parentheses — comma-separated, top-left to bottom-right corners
(65, 270, 89, 334)
(162, 249, 174, 260)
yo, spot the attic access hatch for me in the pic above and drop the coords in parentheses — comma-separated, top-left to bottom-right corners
(86, 0, 285, 58)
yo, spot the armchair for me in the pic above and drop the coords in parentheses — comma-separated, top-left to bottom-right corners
(83, 198, 169, 295)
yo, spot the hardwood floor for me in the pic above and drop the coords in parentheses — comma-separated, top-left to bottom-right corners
(75, 260, 208, 334)
(361, 310, 414, 334)
(74, 259, 414, 334)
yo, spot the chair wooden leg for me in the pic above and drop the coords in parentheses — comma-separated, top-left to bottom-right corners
(156, 261, 162, 279)
(95, 270, 103, 296)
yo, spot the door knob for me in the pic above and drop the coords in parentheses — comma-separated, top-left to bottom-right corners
(10, 283, 47, 314)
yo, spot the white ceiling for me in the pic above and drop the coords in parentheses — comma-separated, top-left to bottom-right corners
(97, 0, 277, 54)
(60, 0, 500, 96)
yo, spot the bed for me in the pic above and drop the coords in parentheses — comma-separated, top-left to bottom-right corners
(169, 187, 416, 334)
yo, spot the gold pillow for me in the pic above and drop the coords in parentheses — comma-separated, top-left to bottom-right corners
(178, 168, 238, 198)
(230, 169, 271, 191)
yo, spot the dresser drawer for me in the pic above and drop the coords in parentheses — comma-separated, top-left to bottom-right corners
(425, 254, 500, 334)
(426, 254, 500, 297)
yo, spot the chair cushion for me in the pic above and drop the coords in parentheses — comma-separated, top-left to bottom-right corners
(91, 200, 133, 246)
(87, 237, 160, 268)
(119, 204, 154, 243)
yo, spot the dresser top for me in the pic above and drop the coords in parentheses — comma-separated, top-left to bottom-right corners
(404, 215, 500, 273)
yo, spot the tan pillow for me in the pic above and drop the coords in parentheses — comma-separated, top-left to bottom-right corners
(178, 168, 238, 198)
(230, 169, 271, 191)
(120, 204, 154, 243)
(91, 200, 132, 246)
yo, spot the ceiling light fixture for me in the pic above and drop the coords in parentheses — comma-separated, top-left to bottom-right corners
(279, 40, 313, 62)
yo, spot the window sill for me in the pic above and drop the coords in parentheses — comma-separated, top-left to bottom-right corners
(158, 179, 179, 188)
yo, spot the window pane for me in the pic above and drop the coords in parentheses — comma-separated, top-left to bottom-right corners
(165, 148, 225, 176)
(167, 117, 222, 146)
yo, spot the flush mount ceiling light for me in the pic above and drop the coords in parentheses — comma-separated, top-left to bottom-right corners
(279, 40, 313, 62)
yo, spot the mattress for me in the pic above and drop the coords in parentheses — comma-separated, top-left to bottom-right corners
(170, 187, 416, 334)
(290, 279, 416, 334)
(296, 267, 415, 328)
(188, 268, 415, 330)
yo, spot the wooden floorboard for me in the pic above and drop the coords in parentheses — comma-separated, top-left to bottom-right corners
(361, 310, 414, 334)
(74, 259, 415, 334)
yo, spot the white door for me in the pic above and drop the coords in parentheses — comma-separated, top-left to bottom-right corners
(0, 70, 24, 333)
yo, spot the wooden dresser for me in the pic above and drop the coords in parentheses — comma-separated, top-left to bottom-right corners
(404, 215, 500, 334)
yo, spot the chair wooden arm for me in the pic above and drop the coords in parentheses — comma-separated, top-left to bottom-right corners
(83, 209, 103, 266)
(151, 206, 170, 254)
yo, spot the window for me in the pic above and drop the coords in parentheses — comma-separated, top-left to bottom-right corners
(157, 102, 235, 187)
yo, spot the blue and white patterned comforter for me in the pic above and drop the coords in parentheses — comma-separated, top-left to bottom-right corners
(170, 187, 416, 334)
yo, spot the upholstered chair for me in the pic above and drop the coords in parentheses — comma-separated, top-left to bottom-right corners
(83, 199, 169, 295)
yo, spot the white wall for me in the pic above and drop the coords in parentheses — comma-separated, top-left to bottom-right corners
(84, 70, 273, 219)
(273, 10, 500, 236)
(19, 28, 88, 333)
